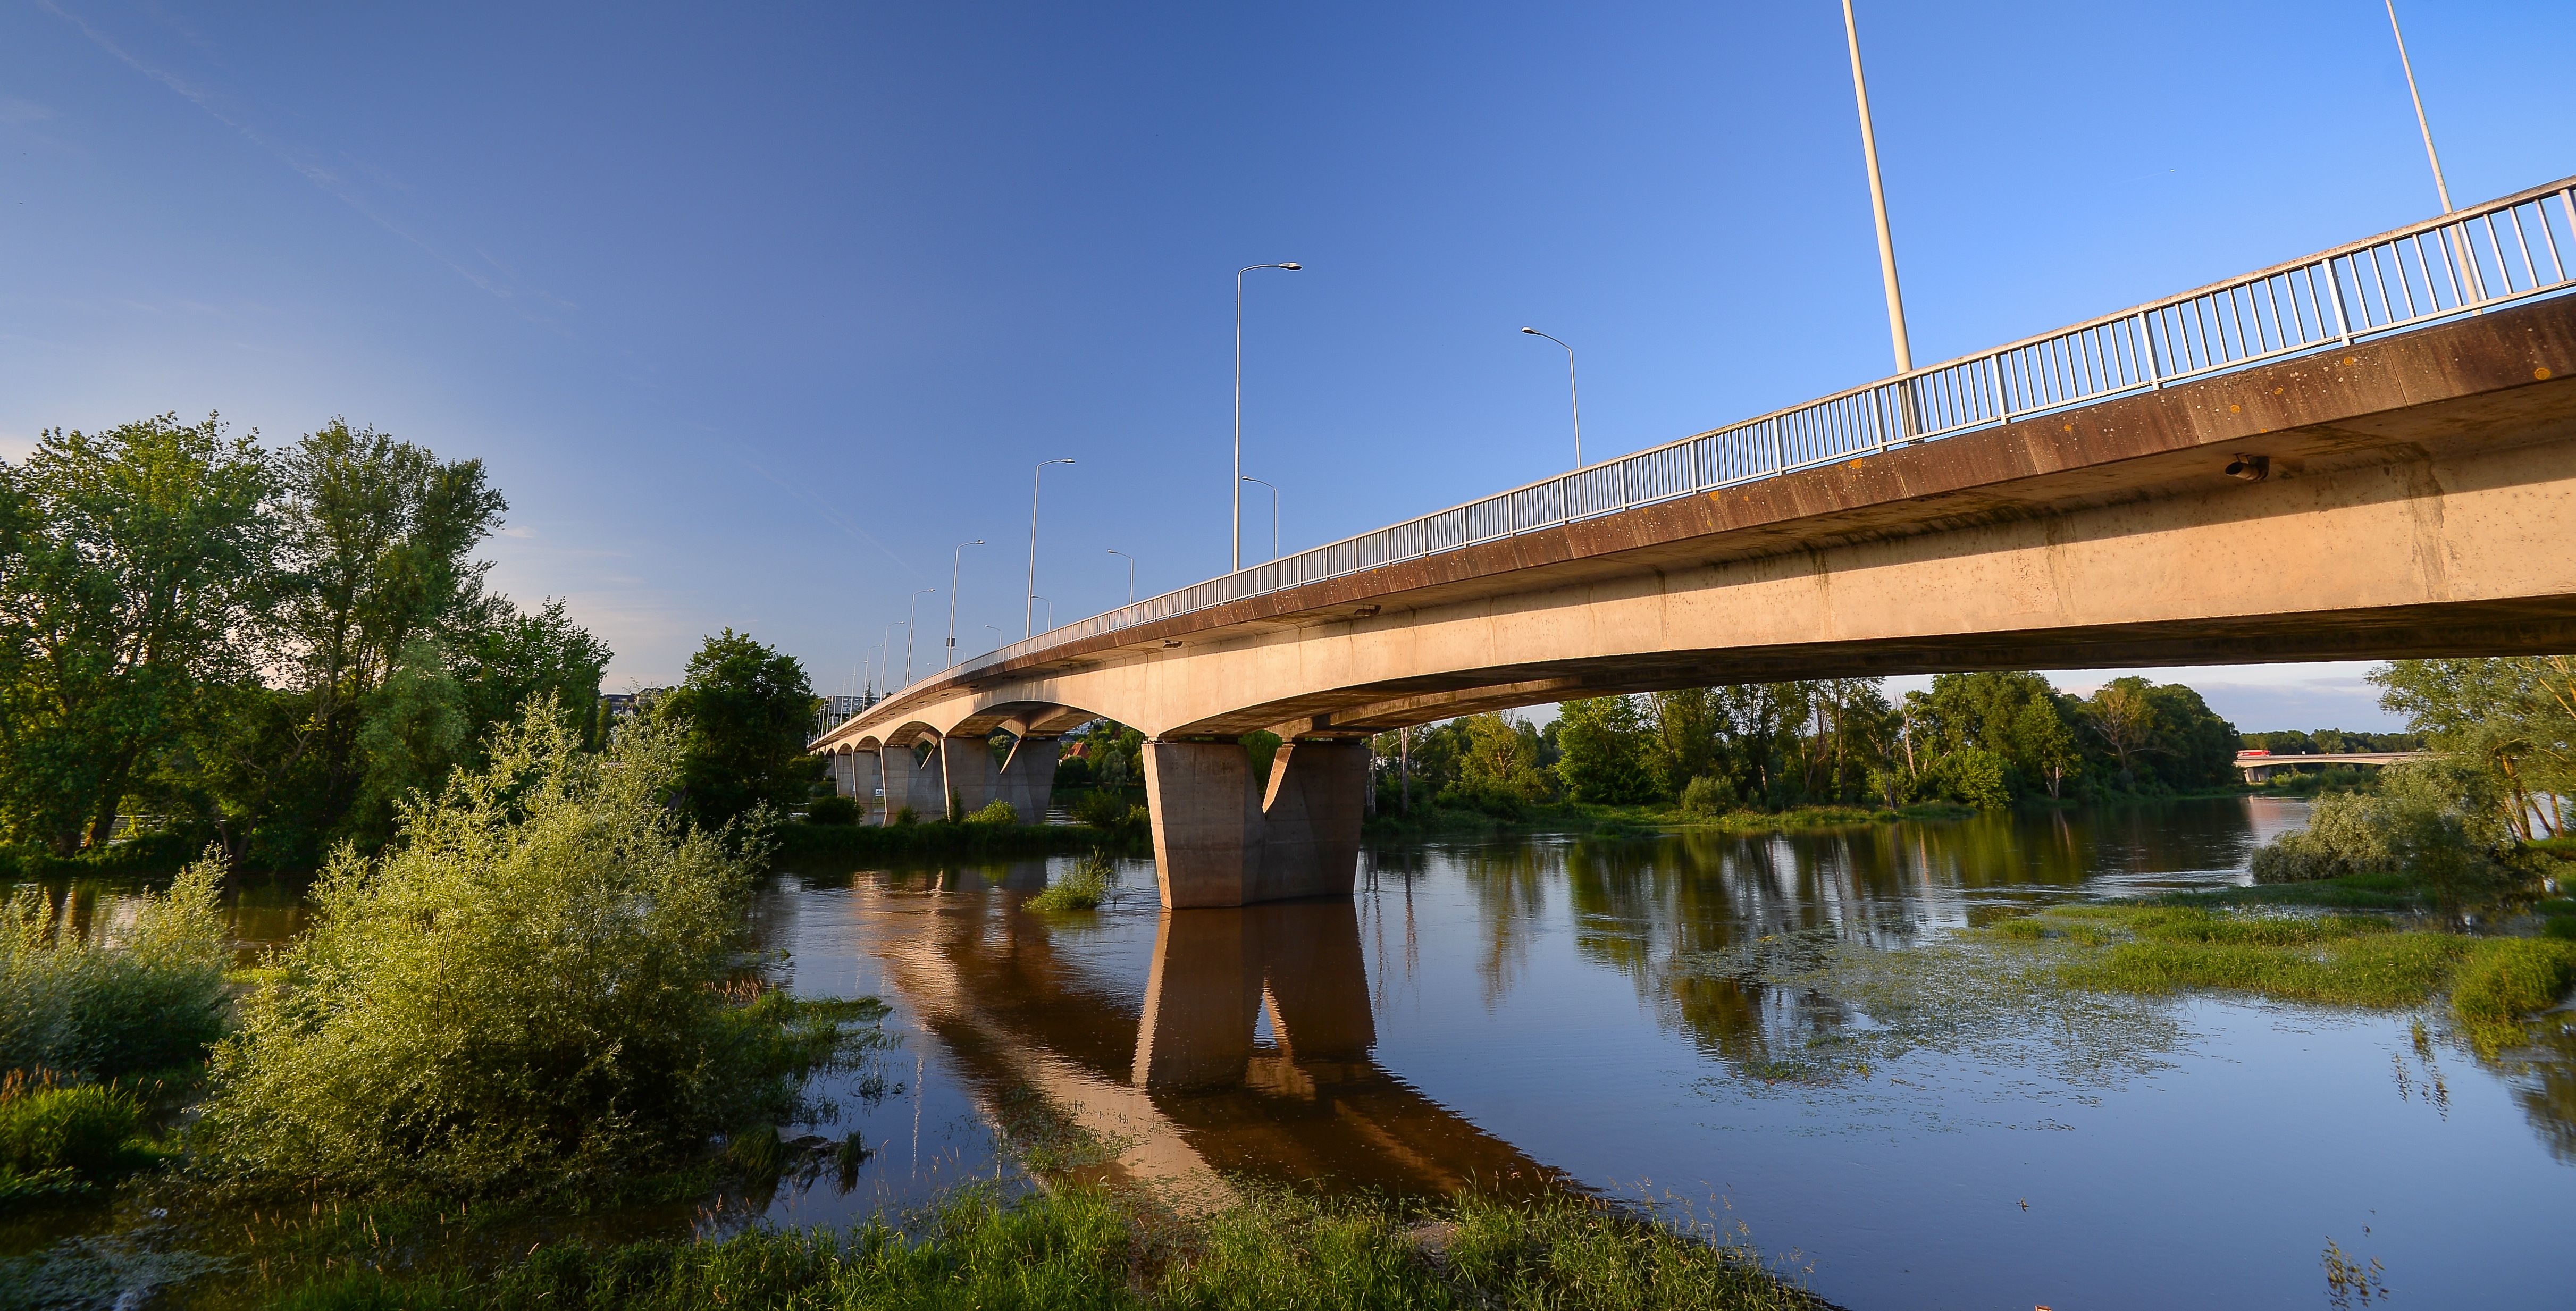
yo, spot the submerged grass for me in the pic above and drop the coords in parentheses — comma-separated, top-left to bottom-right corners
(1026, 853, 1121, 914)
(269, 1183, 1824, 1311)
(2152, 871, 2427, 912)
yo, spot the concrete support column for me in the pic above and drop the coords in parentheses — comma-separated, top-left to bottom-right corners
(1140, 738, 1367, 909)
(941, 733, 1001, 820)
(1257, 741, 1368, 904)
(850, 749, 884, 821)
(995, 735, 1060, 824)
(907, 741, 947, 819)
(877, 744, 919, 825)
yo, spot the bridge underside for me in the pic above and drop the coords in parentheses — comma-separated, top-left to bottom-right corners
(819, 297, 2576, 906)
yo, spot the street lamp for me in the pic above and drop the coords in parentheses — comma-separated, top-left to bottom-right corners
(1235, 260, 1302, 573)
(947, 539, 984, 668)
(1518, 329, 1583, 469)
(2384, 1, 2453, 214)
(1028, 458, 1073, 637)
(1841, 0, 1912, 375)
(1030, 594, 1052, 632)
(904, 588, 934, 686)
(1240, 477, 1280, 561)
(1106, 549, 1135, 604)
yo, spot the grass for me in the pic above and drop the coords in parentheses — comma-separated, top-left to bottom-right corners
(1026, 853, 1121, 914)
(2152, 871, 2427, 911)
(267, 1183, 1825, 1311)
(2449, 938, 2576, 1056)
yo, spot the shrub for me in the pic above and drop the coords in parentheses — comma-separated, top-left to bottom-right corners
(802, 795, 861, 826)
(1437, 780, 1529, 819)
(1070, 789, 1130, 829)
(891, 806, 919, 826)
(2249, 779, 2508, 901)
(2543, 916, 2576, 942)
(965, 800, 1018, 826)
(0, 857, 232, 1082)
(0, 1072, 143, 1189)
(1677, 776, 1736, 817)
(190, 707, 770, 1197)
(1026, 853, 1118, 913)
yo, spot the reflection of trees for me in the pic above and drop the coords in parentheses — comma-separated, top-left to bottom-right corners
(2508, 1029, 2576, 1164)
(1463, 802, 2264, 1063)
(1452, 843, 1557, 1006)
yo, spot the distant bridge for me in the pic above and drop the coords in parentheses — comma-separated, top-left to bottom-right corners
(2236, 751, 2434, 782)
(820, 177, 2576, 909)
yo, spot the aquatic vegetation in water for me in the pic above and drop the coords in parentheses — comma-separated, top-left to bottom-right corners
(1027, 853, 1120, 913)
(265, 1183, 1826, 1310)
(1672, 925, 2188, 1094)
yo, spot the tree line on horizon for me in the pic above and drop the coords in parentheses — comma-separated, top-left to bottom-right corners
(0, 414, 826, 871)
(1369, 671, 2243, 816)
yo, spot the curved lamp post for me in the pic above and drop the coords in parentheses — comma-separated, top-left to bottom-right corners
(1235, 261, 1302, 573)
(947, 539, 984, 668)
(1106, 549, 1135, 604)
(1519, 328, 1583, 469)
(1029, 458, 1073, 637)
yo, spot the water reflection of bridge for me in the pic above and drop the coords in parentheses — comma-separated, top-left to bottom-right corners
(863, 864, 1560, 1205)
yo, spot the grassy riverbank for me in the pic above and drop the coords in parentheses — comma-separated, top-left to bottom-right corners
(273, 1182, 1826, 1311)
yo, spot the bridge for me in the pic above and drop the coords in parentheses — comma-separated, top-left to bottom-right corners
(818, 177, 2576, 909)
(2236, 751, 2434, 782)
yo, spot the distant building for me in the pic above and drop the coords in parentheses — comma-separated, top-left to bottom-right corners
(815, 693, 874, 735)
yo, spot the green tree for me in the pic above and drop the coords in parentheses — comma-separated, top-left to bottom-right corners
(2139, 681, 2239, 789)
(2372, 657, 2576, 841)
(2082, 677, 2160, 790)
(1455, 713, 1550, 802)
(1643, 689, 1722, 800)
(1554, 695, 1655, 803)
(656, 630, 821, 829)
(0, 415, 273, 854)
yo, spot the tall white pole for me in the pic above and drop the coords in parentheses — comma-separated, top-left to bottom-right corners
(1233, 262, 1299, 574)
(1521, 328, 1583, 468)
(1107, 549, 1135, 604)
(2384, 1, 2453, 214)
(1028, 458, 1072, 637)
(1842, 0, 1912, 375)
(946, 539, 982, 668)
(904, 589, 933, 686)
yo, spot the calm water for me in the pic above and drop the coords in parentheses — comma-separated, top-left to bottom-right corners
(13, 797, 2574, 1308)
(751, 796, 2574, 1310)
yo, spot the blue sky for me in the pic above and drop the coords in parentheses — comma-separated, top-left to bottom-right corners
(5, 1, 2571, 730)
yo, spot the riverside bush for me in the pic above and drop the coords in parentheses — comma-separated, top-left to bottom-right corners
(0, 1072, 144, 1194)
(1678, 776, 1736, 817)
(966, 800, 1018, 826)
(0, 858, 231, 1082)
(2250, 765, 2510, 901)
(190, 707, 770, 1197)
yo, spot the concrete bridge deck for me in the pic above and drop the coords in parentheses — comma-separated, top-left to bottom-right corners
(817, 181, 2576, 909)
(2236, 750, 2435, 780)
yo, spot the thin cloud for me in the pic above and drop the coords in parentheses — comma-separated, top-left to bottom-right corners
(38, 1, 563, 323)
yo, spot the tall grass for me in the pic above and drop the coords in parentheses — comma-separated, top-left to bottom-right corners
(271, 1184, 1823, 1310)
(0, 856, 231, 1082)
(1027, 853, 1119, 913)
(2449, 938, 2576, 1056)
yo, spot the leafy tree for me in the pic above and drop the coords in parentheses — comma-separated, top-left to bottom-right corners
(656, 630, 821, 830)
(1454, 713, 1551, 803)
(1554, 696, 1655, 804)
(2082, 678, 2160, 789)
(0, 416, 272, 854)
(2372, 657, 2576, 841)
(2139, 681, 2239, 789)
(1643, 689, 1722, 800)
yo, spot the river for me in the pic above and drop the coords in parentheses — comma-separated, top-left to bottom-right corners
(10, 796, 2574, 1308)
(752, 796, 2572, 1309)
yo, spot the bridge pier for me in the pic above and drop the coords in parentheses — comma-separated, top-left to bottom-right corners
(995, 735, 1060, 823)
(941, 733, 1001, 819)
(879, 742, 944, 824)
(1141, 738, 1366, 909)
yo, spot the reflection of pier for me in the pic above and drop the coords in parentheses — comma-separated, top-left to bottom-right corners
(870, 875, 1558, 1203)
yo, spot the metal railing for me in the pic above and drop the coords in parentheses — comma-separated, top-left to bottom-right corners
(900, 177, 2576, 707)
